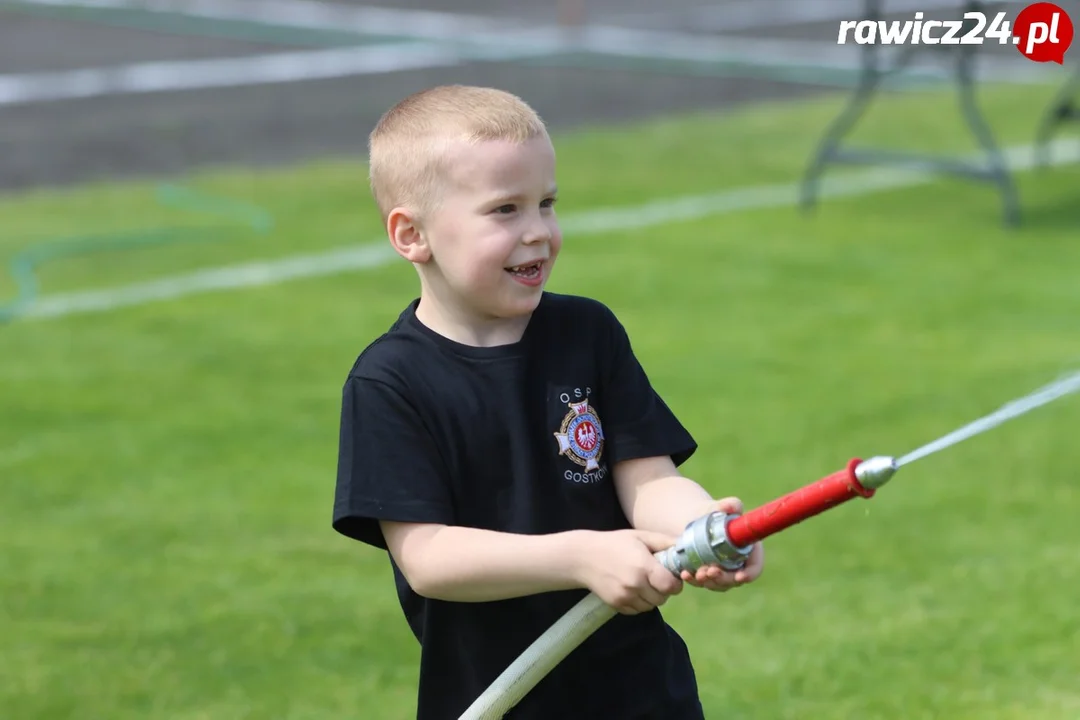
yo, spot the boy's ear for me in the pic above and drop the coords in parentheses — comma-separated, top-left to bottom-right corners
(386, 207, 431, 264)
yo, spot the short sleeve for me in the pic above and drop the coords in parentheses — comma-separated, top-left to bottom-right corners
(599, 306, 697, 467)
(332, 374, 455, 549)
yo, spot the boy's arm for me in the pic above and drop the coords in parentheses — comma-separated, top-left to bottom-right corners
(381, 521, 680, 611)
(611, 455, 716, 538)
(380, 521, 584, 601)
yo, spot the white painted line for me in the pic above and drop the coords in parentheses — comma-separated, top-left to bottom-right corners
(619, 0, 1029, 32)
(22, 243, 398, 319)
(9, 0, 1048, 75)
(10, 0, 527, 39)
(15, 137, 1080, 322)
(0, 9, 1054, 107)
(560, 138, 1080, 234)
(558, 26, 1054, 86)
(0, 42, 555, 107)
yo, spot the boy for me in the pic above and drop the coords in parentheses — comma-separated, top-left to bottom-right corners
(332, 85, 765, 719)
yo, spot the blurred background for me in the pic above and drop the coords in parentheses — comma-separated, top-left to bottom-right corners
(2, 0, 1073, 191)
(3, 1, 1080, 719)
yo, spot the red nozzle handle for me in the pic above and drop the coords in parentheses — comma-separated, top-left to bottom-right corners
(726, 458, 875, 548)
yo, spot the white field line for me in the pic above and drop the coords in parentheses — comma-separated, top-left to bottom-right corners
(0, 43, 556, 107)
(556, 27, 1054, 86)
(1, 0, 1056, 107)
(617, 0, 1029, 32)
(0, 33, 1052, 109)
(6, 0, 1050, 69)
(11, 0, 1030, 37)
(8, 0, 528, 38)
(15, 136, 1080, 322)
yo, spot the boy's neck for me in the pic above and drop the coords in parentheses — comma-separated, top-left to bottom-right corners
(414, 296, 533, 348)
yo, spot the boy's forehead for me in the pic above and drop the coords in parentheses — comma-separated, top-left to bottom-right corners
(441, 136, 556, 190)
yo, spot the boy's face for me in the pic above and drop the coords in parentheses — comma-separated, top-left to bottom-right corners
(418, 134, 562, 322)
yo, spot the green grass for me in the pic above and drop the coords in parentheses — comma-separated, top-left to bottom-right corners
(2, 81, 1080, 719)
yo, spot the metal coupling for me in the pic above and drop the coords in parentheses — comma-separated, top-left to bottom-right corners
(657, 511, 754, 576)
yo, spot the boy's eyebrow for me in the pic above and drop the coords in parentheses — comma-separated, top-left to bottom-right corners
(485, 187, 559, 204)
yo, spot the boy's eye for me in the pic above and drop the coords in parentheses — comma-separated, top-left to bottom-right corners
(492, 198, 556, 214)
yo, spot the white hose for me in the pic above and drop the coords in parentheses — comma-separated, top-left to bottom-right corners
(457, 550, 668, 720)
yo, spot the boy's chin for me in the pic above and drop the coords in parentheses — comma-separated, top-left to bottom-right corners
(491, 291, 544, 318)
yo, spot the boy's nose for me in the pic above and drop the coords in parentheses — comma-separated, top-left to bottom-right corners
(523, 220, 555, 244)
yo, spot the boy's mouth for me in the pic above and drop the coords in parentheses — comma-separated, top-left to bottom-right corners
(505, 260, 544, 279)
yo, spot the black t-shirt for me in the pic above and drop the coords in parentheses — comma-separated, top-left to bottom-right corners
(333, 292, 704, 720)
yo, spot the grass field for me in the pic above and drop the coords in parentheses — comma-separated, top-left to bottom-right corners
(3, 81, 1080, 719)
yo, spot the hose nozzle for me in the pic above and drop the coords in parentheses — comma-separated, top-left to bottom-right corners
(853, 455, 899, 490)
(656, 455, 899, 578)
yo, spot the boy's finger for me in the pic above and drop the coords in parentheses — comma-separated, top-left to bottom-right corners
(681, 571, 707, 589)
(685, 563, 747, 589)
(697, 565, 724, 582)
(735, 564, 761, 584)
(636, 530, 679, 553)
(737, 543, 765, 583)
(703, 579, 732, 592)
(643, 587, 668, 608)
(714, 496, 744, 514)
(651, 566, 683, 595)
(707, 568, 740, 588)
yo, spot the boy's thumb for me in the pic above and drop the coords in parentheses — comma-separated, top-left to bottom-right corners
(635, 531, 678, 553)
(713, 496, 744, 514)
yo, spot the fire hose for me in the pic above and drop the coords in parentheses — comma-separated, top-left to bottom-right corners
(457, 369, 1080, 720)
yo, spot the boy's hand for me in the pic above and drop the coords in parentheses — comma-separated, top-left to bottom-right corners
(680, 497, 765, 592)
(574, 529, 684, 615)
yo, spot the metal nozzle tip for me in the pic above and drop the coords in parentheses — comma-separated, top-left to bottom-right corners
(854, 455, 899, 490)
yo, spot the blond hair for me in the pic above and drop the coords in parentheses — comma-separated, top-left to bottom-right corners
(368, 85, 549, 222)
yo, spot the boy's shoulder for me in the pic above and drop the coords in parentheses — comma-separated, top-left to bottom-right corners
(532, 292, 630, 344)
(537, 291, 619, 322)
(343, 302, 427, 385)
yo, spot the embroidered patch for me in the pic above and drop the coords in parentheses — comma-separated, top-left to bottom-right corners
(554, 400, 605, 471)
